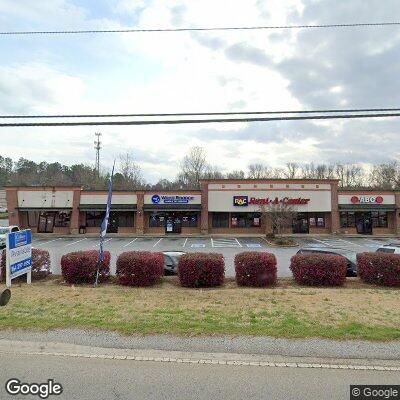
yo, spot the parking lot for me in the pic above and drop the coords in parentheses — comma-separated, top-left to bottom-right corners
(30, 235, 398, 278)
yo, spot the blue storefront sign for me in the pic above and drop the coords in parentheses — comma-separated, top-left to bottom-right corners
(152, 195, 195, 204)
(6, 229, 32, 286)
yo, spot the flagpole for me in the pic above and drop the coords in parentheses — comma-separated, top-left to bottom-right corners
(94, 160, 115, 287)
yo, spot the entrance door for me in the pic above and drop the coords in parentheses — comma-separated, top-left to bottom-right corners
(165, 213, 182, 234)
(37, 212, 55, 233)
(292, 213, 309, 234)
(107, 212, 118, 233)
(355, 212, 372, 234)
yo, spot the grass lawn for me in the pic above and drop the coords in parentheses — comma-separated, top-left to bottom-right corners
(1, 277, 399, 341)
(0, 212, 8, 219)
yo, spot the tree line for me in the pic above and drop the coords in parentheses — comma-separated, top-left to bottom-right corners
(1, 147, 400, 190)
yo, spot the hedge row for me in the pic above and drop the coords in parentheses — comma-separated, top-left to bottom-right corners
(1, 248, 51, 281)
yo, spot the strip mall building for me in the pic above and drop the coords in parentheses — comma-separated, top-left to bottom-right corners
(5, 179, 400, 235)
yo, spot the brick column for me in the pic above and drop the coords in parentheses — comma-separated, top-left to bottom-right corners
(330, 181, 340, 233)
(70, 188, 81, 234)
(5, 188, 20, 227)
(200, 182, 209, 234)
(395, 192, 400, 234)
(136, 192, 144, 235)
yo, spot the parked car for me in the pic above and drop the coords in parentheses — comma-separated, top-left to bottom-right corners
(0, 225, 20, 249)
(296, 247, 357, 276)
(163, 251, 186, 275)
(376, 246, 400, 254)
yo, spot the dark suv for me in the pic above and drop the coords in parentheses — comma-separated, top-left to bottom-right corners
(296, 247, 357, 277)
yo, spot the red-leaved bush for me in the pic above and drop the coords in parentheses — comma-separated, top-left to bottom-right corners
(290, 254, 347, 286)
(235, 252, 277, 287)
(357, 252, 400, 286)
(178, 253, 225, 288)
(116, 251, 164, 286)
(1, 248, 51, 281)
(61, 250, 110, 284)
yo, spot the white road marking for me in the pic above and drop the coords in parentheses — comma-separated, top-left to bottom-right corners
(92, 238, 112, 248)
(123, 238, 138, 247)
(246, 243, 262, 248)
(337, 238, 364, 247)
(153, 238, 163, 247)
(37, 237, 62, 246)
(191, 243, 205, 248)
(234, 238, 243, 247)
(312, 238, 333, 247)
(182, 238, 188, 248)
(64, 238, 87, 247)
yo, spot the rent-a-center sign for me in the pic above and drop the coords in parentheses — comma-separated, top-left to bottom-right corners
(233, 196, 310, 207)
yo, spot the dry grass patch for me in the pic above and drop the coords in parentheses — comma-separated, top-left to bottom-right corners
(0, 277, 399, 340)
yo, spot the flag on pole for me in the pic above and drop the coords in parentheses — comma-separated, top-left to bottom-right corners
(95, 161, 115, 286)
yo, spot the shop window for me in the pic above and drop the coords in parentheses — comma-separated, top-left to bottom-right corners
(27, 211, 38, 227)
(116, 212, 134, 227)
(149, 214, 165, 228)
(231, 213, 261, 228)
(340, 212, 356, 228)
(181, 213, 198, 228)
(308, 213, 325, 228)
(371, 211, 388, 228)
(55, 211, 71, 227)
(212, 213, 229, 228)
(86, 211, 105, 227)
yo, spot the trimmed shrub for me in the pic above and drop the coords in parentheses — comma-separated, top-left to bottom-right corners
(1, 248, 51, 281)
(61, 250, 111, 284)
(116, 251, 164, 286)
(290, 254, 347, 286)
(235, 252, 277, 287)
(357, 252, 400, 287)
(178, 253, 225, 288)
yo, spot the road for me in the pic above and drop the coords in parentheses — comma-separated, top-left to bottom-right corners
(31, 235, 395, 277)
(0, 352, 399, 400)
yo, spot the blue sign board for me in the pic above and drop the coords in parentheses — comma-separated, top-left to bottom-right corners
(6, 229, 32, 286)
(152, 194, 195, 204)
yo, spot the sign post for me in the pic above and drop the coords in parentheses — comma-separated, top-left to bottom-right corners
(5, 229, 32, 287)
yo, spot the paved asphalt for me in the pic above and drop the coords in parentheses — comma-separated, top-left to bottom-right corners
(31, 235, 395, 277)
(0, 352, 399, 400)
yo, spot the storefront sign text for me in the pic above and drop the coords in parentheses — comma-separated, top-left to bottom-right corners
(152, 194, 195, 204)
(351, 195, 384, 204)
(233, 196, 310, 206)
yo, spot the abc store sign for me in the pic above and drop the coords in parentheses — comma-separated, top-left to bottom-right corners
(351, 195, 384, 204)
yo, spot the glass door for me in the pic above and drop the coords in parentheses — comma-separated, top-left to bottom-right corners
(292, 213, 309, 234)
(38, 212, 55, 233)
(355, 212, 372, 234)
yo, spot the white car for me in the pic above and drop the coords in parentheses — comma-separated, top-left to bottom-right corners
(376, 246, 400, 254)
(0, 225, 20, 249)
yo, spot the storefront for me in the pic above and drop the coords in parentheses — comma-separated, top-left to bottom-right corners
(144, 193, 202, 235)
(338, 193, 397, 235)
(203, 180, 336, 234)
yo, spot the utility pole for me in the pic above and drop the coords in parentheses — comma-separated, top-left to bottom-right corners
(94, 132, 102, 175)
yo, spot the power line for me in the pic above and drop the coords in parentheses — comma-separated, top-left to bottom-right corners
(1, 112, 400, 127)
(1, 107, 400, 119)
(1, 22, 400, 36)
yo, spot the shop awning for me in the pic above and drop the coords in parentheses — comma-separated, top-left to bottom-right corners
(339, 204, 396, 212)
(79, 204, 137, 211)
(143, 204, 202, 211)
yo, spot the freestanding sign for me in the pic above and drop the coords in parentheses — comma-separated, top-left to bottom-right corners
(6, 229, 32, 287)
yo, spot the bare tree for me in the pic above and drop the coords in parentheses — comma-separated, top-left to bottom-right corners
(284, 162, 299, 179)
(259, 202, 296, 237)
(115, 152, 144, 190)
(301, 163, 335, 179)
(369, 162, 400, 189)
(247, 163, 271, 179)
(178, 146, 208, 189)
(335, 163, 363, 188)
(226, 170, 245, 179)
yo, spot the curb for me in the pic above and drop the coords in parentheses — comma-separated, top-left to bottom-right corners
(1, 339, 399, 371)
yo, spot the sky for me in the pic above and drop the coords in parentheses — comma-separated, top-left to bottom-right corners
(1, 0, 400, 183)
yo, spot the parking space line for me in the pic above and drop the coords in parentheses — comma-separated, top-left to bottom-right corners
(64, 238, 87, 247)
(182, 238, 188, 248)
(337, 238, 364, 247)
(92, 238, 112, 248)
(38, 237, 62, 246)
(312, 238, 333, 247)
(153, 238, 163, 247)
(123, 238, 138, 247)
(211, 238, 215, 247)
(234, 238, 243, 247)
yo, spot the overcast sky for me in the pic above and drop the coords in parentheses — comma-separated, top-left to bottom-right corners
(1, 0, 400, 182)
